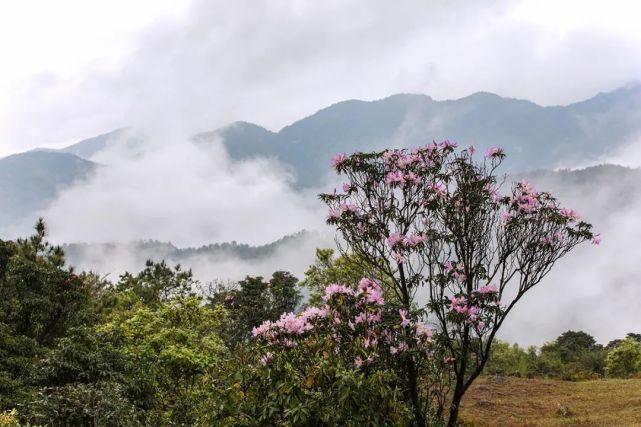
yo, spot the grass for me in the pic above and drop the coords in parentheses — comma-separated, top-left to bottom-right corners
(459, 376, 641, 426)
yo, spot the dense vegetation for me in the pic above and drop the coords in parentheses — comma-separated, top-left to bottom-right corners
(0, 228, 636, 426)
(1, 144, 621, 426)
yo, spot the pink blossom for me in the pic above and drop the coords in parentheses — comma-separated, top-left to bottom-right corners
(323, 283, 354, 301)
(444, 261, 454, 274)
(415, 322, 433, 339)
(383, 150, 396, 163)
(405, 171, 421, 184)
(387, 233, 405, 249)
(357, 278, 384, 305)
(591, 235, 601, 245)
(477, 284, 497, 294)
(331, 153, 348, 169)
(468, 145, 476, 155)
(501, 211, 513, 225)
(513, 181, 539, 214)
(485, 147, 504, 158)
(399, 309, 411, 327)
(450, 296, 468, 315)
(485, 183, 502, 202)
(386, 170, 405, 185)
(339, 203, 359, 215)
(300, 306, 328, 321)
(560, 208, 580, 222)
(274, 312, 313, 335)
(439, 140, 458, 150)
(397, 154, 420, 169)
(327, 208, 341, 219)
(260, 352, 273, 366)
(342, 182, 354, 193)
(405, 234, 427, 247)
(354, 356, 363, 368)
(431, 182, 447, 198)
(393, 251, 406, 264)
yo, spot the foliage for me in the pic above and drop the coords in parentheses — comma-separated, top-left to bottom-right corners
(302, 248, 374, 305)
(0, 219, 91, 346)
(605, 338, 641, 378)
(116, 259, 196, 308)
(485, 331, 609, 381)
(209, 271, 302, 345)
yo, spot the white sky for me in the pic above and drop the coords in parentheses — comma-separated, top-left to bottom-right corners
(0, 0, 640, 156)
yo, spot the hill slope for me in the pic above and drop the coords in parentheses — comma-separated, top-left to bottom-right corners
(0, 151, 97, 235)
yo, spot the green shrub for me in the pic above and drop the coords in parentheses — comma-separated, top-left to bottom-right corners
(606, 338, 641, 378)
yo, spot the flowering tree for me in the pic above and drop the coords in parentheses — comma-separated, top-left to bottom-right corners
(319, 143, 596, 426)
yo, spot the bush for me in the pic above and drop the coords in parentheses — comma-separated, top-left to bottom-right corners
(606, 338, 641, 378)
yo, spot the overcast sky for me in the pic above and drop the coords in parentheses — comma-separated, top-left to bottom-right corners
(1, 0, 641, 156)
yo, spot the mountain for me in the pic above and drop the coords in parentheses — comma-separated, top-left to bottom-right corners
(0, 151, 97, 235)
(2, 85, 641, 235)
(60, 128, 127, 159)
(32, 84, 641, 189)
(200, 84, 641, 187)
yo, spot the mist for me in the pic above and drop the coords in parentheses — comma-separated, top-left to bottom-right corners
(3, 0, 641, 156)
(43, 129, 327, 247)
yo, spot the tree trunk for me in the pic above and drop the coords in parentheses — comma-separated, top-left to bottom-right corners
(447, 378, 464, 427)
(407, 358, 426, 426)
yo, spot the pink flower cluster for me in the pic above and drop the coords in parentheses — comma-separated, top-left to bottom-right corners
(560, 208, 580, 222)
(357, 278, 384, 305)
(331, 153, 348, 170)
(477, 284, 497, 294)
(386, 233, 427, 249)
(485, 147, 504, 158)
(540, 230, 567, 247)
(342, 182, 354, 193)
(513, 181, 539, 214)
(449, 296, 484, 329)
(254, 278, 437, 371)
(444, 261, 466, 283)
(327, 203, 359, 219)
(323, 283, 354, 301)
(431, 182, 447, 198)
(385, 170, 421, 186)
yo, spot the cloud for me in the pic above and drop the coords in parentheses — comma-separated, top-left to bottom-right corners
(43, 130, 328, 247)
(63, 231, 334, 284)
(2, 0, 641, 154)
(497, 166, 641, 346)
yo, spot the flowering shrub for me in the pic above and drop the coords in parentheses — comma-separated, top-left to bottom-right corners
(252, 278, 448, 424)
(318, 142, 595, 426)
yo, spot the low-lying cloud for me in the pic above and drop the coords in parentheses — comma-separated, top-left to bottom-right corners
(44, 130, 328, 247)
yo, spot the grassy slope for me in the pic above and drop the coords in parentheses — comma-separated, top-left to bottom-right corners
(460, 377, 641, 426)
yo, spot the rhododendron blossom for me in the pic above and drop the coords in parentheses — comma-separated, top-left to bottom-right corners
(331, 153, 348, 170)
(484, 146, 504, 158)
